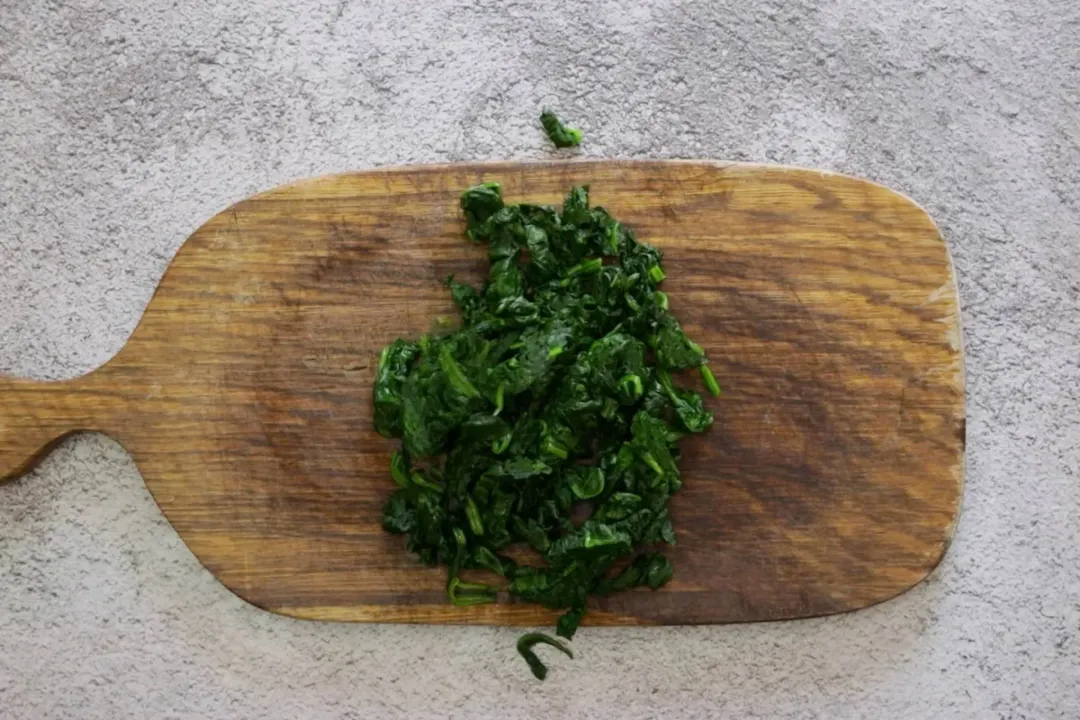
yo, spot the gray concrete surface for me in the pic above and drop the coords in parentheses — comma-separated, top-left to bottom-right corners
(1, 0, 1078, 717)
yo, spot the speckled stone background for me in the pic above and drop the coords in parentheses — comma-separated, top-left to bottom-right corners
(1, 1, 1078, 718)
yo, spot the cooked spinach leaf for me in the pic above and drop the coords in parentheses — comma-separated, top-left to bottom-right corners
(517, 632, 574, 681)
(540, 110, 583, 148)
(374, 181, 718, 679)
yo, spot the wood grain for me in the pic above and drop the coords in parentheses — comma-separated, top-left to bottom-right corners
(0, 161, 965, 625)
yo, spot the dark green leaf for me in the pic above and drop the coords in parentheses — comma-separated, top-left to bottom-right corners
(460, 182, 504, 239)
(517, 632, 573, 680)
(540, 111, 583, 148)
(556, 607, 585, 639)
(382, 490, 414, 534)
(373, 339, 419, 437)
(569, 466, 605, 500)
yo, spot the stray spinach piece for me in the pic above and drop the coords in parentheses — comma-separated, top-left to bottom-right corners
(517, 632, 574, 680)
(374, 181, 719, 679)
(701, 364, 722, 397)
(540, 110, 583, 148)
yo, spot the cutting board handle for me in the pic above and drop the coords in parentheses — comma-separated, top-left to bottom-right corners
(0, 371, 125, 481)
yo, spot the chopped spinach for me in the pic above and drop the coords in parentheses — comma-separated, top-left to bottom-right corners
(540, 110, 583, 148)
(374, 181, 719, 679)
(517, 632, 574, 681)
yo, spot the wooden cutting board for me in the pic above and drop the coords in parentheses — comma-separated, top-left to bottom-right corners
(0, 161, 965, 626)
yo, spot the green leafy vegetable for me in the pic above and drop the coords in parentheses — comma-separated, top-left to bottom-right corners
(374, 181, 719, 679)
(540, 110, 583, 148)
(517, 632, 574, 680)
